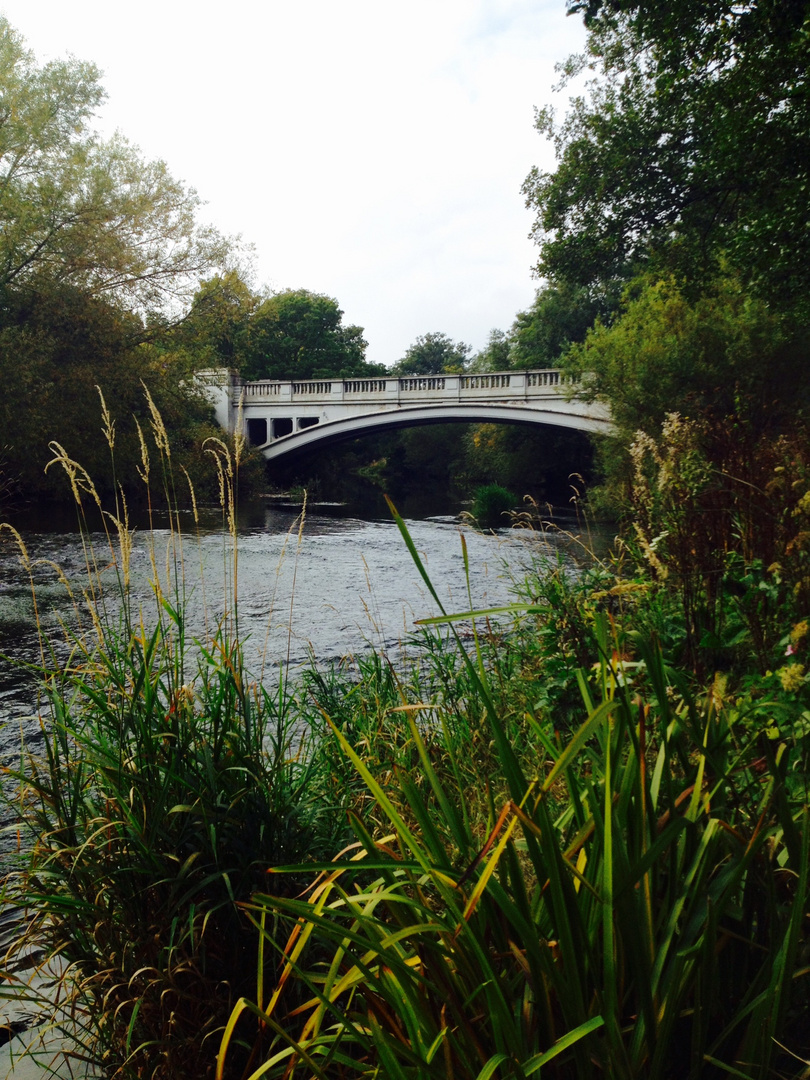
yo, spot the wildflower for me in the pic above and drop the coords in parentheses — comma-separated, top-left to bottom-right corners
(790, 620, 809, 644)
(776, 662, 806, 693)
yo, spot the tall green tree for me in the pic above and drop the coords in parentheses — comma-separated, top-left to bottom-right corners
(171, 271, 260, 369)
(468, 329, 511, 372)
(523, 0, 810, 312)
(393, 332, 472, 375)
(239, 289, 380, 381)
(0, 17, 230, 316)
(510, 282, 604, 368)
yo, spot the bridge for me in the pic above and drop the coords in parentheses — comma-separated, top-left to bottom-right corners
(198, 368, 611, 461)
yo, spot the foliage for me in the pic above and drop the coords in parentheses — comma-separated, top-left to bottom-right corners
(0, 407, 340, 1079)
(468, 328, 511, 372)
(564, 275, 808, 439)
(524, 0, 810, 313)
(461, 423, 593, 505)
(218, 511, 810, 1080)
(171, 270, 261, 369)
(510, 281, 605, 369)
(507, 545, 614, 730)
(3, 417, 810, 1077)
(174, 277, 386, 382)
(562, 274, 810, 565)
(628, 414, 719, 667)
(467, 283, 607, 375)
(239, 289, 380, 382)
(0, 290, 254, 504)
(0, 19, 248, 507)
(625, 417, 810, 676)
(0, 18, 230, 316)
(393, 332, 472, 375)
(470, 482, 516, 528)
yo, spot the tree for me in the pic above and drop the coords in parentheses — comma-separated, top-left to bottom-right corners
(468, 284, 605, 373)
(509, 282, 604, 369)
(0, 281, 223, 500)
(170, 271, 260, 369)
(523, 0, 810, 312)
(393, 332, 472, 375)
(238, 289, 381, 381)
(563, 274, 810, 439)
(0, 18, 230, 318)
(0, 18, 240, 505)
(468, 329, 511, 372)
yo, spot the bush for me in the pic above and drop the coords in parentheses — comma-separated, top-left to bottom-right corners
(471, 483, 516, 528)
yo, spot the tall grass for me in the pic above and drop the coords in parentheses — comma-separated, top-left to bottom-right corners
(218, 506, 810, 1080)
(0, 394, 344, 1078)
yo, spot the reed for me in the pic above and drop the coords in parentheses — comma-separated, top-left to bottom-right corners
(0, 394, 343, 1078)
(217, 506, 810, 1080)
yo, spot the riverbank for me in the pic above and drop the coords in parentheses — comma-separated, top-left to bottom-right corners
(0, 488, 808, 1078)
(1, 414, 809, 1078)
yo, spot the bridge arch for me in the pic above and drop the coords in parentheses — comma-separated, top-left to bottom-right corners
(257, 402, 610, 461)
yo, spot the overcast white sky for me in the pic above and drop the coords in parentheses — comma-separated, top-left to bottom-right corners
(0, 0, 586, 367)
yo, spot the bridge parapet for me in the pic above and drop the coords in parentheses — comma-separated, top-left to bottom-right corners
(224, 368, 569, 406)
(292, 381, 335, 395)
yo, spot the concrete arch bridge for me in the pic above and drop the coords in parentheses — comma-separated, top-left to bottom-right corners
(198, 368, 611, 461)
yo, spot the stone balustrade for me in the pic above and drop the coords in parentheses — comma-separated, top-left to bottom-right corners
(236, 369, 566, 405)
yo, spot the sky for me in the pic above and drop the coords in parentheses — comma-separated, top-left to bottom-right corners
(0, 0, 587, 367)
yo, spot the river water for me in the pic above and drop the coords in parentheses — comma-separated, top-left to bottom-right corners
(0, 497, 579, 749)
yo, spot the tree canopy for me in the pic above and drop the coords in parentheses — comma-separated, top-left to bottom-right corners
(523, 0, 810, 313)
(241, 289, 377, 381)
(509, 282, 603, 369)
(393, 332, 472, 375)
(0, 18, 237, 505)
(176, 278, 382, 381)
(564, 275, 809, 438)
(0, 17, 230, 319)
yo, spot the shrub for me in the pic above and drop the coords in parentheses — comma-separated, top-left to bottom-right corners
(471, 483, 516, 528)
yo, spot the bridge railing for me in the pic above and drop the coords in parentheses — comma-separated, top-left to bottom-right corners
(292, 381, 334, 395)
(236, 369, 568, 404)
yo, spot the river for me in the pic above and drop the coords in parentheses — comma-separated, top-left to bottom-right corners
(0, 495, 581, 747)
